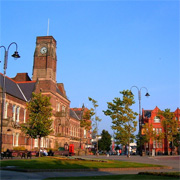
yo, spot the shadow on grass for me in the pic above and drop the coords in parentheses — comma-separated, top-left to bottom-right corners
(44, 174, 180, 180)
(0, 156, 165, 170)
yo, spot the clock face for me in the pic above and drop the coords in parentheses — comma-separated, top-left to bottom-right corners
(40, 47, 47, 54)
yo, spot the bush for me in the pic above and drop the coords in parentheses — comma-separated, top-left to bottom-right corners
(139, 172, 180, 178)
(13, 146, 26, 151)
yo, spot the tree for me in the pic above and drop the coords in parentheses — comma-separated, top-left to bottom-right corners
(174, 132, 180, 154)
(98, 130, 111, 152)
(21, 93, 53, 156)
(81, 109, 92, 131)
(103, 90, 138, 157)
(79, 106, 92, 154)
(141, 123, 156, 155)
(88, 97, 101, 154)
(158, 109, 178, 155)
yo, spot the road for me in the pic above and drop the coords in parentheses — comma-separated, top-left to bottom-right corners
(0, 155, 179, 180)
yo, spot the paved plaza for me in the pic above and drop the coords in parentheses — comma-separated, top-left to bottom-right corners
(0, 155, 179, 180)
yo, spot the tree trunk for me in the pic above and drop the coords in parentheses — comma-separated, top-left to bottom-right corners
(127, 135, 130, 158)
(128, 143, 130, 158)
(39, 137, 41, 157)
(167, 137, 169, 155)
(171, 138, 173, 155)
(96, 136, 99, 156)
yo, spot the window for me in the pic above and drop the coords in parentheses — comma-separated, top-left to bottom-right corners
(154, 116, 160, 123)
(24, 109, 26, 123)
(16, 106, 20, 122)
(15, 133, 19, 146)
(25, 137, 27, 145)
(41, 137, 44, 147)
(4, 101, 8, 119)
(70, 126, 72, 136)
(34, 139, 38, 147)
(45, 138, 47, 148)
(12, 105, 16, 121)
(156, 140, 159, 148)
(62, 106, 65, 112)
(62, 106, 66, 116)
(159, 141, 162, 148)
(84, 129, 86, 138)
(153, 140, 156, 148)
(13, 133, 15, 146)
(156, 128, 159, 134)
(57, 103, 60, 112)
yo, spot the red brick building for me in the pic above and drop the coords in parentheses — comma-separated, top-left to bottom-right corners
(71, 107, 92, 150)
(0, 36, 92, 153)
(141, 106, 180, 155)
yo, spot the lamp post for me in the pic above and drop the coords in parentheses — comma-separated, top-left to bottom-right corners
(130, 86, 150, 155)
(0, 42, 20, 157)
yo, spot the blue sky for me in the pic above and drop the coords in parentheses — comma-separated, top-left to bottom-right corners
(0, 0, 179, 136)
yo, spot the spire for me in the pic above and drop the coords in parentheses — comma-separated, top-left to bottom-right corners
(47, 18, 50, 36)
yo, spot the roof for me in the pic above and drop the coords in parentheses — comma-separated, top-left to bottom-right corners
(17, 81, 36, 101)
(71, 108, 83, 119)
(0, 73, 36, 102)
(12, 73, 31, 82)
(144, 110, 152, 118)
(56, 85, 65, 97)
(69, 109, 80, 120)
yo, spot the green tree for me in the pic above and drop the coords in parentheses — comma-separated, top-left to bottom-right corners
(174, 132, 180, 154)
(79, 106, 92, 154)
(142, 123, 156, 155)
(81, 109, 92, 131)
(88, 97, 101, 154)
(103, 90, 138, 157)
(21, 93, 53, 156)
(158, 109, 178, 155)
(98, 130, 112, 152)
(156, 131, 164, 155)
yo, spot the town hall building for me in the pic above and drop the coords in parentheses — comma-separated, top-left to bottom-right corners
(0, 36, 92, 153)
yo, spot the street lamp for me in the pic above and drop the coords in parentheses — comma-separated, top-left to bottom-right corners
(0, 42, 20, 157)
(130, 86, 150, 155)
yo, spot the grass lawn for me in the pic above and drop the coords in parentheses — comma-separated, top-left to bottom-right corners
(0, 156, 164, 170)
(44, 174, 180, 180)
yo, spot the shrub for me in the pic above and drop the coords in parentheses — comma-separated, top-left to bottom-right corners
(13, 146, 26, 151)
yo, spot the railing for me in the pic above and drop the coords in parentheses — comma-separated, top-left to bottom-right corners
(55, 111, 67, 117)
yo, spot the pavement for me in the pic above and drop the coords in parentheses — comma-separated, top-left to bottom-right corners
(0, 155, 179, 180)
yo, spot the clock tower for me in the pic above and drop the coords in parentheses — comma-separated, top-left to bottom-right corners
(32, 36, 57, 82)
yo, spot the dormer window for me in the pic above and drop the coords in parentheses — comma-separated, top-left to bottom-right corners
(154, 116, 160, 123)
